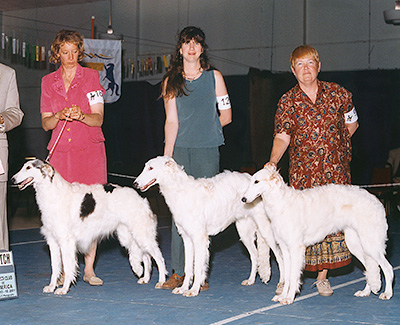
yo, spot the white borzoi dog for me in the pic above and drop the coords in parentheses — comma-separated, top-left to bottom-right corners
(12, 159, 167, 295)
(133, 156, 283, 297)
(242, 164, 394, 305)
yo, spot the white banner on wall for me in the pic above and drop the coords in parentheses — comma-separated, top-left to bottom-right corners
(82, 39, 121, 103)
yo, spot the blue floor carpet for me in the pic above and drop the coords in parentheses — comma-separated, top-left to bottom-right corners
(2, 213, 400, 324)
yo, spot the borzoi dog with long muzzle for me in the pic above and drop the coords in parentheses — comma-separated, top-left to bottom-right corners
(134, 156, 283, 297)
(242, 164, 394, 305)
(12, 159, 167, 295)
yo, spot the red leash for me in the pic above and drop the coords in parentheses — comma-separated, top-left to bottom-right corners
(45, 119, 68, 162)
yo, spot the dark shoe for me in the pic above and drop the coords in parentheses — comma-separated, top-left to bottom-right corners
(161, 273, 184, 290)
(200, 280, 209, 292)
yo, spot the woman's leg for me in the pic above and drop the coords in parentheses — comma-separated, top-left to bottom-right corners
(83, 241, 103, 286)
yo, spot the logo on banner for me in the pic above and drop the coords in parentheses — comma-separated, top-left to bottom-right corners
(83, 39, 121, 103)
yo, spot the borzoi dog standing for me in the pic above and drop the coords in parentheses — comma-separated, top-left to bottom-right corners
(242, 164, 393, 305)
(12, 159, 167, 295)
(134, 156, 283, 297)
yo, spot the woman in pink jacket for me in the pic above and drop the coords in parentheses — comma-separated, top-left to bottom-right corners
(40, 30, 106, 286)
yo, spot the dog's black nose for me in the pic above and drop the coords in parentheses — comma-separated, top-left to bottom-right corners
(241, 197, 247, 203)
(133, 182, 138, 189)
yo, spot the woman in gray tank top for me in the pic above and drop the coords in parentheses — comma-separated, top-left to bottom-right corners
(160, 26, 232, 291)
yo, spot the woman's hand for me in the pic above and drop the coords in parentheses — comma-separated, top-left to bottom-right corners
(55, 107, 74, 121)
(53, 105, 84, 121)
(69, 105, 85, 121)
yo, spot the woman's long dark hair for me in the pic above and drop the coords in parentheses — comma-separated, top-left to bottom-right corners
(162, 26, 211, 99)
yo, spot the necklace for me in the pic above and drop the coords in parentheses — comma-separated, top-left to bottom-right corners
(183, 68, 202, 83)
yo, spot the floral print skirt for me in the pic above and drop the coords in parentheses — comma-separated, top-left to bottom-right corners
(304, 231, 352, 272)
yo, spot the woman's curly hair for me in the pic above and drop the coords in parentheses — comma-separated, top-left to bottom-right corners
(49, 30, 85, 64)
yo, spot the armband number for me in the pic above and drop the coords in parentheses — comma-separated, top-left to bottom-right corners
(344, 107, 358, 124)
(87, 90, 104, 105)
(217, 94, 231, 110)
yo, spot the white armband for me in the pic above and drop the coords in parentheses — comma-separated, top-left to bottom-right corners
(344, 107, 358, 124)
(217, 94, 231, 110)
(87, 90, 104, 105)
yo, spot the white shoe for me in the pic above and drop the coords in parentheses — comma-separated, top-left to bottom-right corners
(313, 279, 333, 296)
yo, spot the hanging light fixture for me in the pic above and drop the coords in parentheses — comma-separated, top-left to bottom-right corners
(384, 1, 400, 25)
(98, 0, 122, 40)
(107, 0, 114, 34)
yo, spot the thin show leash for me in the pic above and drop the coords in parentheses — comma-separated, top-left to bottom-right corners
(45, 118, 69, 163)
(360, 182, 400, 188)
(107, 170, 400, 190)
(41, 116, 400, 189)
(41, 116, 138, 181)
(108, 172, 137, 180)
(10, 120, 70, 189)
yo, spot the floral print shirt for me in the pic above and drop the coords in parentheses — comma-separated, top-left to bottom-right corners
(274, 80, 354, 189)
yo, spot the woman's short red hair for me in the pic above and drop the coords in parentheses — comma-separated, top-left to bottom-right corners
(290, 45, 319, 67)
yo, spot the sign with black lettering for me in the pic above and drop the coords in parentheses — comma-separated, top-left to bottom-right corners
(0, 251, 18, 300)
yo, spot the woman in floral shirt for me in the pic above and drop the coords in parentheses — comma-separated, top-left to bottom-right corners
(268, 45, 359, 297)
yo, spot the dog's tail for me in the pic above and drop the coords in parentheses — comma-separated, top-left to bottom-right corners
(256, 230, 271, 284)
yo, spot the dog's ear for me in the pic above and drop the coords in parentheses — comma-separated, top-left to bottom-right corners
(165, 157, 177, 169)
(40, 163, 55, 181)
(270, 171, 284, 185)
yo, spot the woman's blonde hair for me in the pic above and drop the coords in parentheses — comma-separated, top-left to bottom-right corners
(290, 45, 319, 67)
(49, 30, 85, 64)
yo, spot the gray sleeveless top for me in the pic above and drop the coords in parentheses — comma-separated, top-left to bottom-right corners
(175, 69, 224, 148)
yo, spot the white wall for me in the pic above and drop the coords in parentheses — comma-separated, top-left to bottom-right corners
(0, 0, 399, 136)
(2, 0, 400, 75)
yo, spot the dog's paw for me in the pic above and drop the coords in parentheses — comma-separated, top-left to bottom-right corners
(131, 265, 144, 278)
(379, 292, 392, 300)
(43, 285, 55, 293)
(272, 293, 293, 305)
(371, 287, 381, 295)
(259, 277, 271, 285)
(183, 289, 199, 297)
(172, 287, 185, 295)
(137, 277, 149, 284)
(279, 297, 294, 305)
(54, 287, 69, 295)
(155, 282, 164, 289)
(271, 294, 281, 302)
(354, 288, 371, 297)
(241, 279, 255, 286)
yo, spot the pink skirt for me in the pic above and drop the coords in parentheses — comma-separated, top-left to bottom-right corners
(49, 142, 107, 185)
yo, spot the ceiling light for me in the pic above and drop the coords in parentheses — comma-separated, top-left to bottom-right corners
(384, 1, 400, 25)
(107, 0, 114, 34)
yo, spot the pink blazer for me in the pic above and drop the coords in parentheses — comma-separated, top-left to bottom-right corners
(40, 64, 105, 152)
